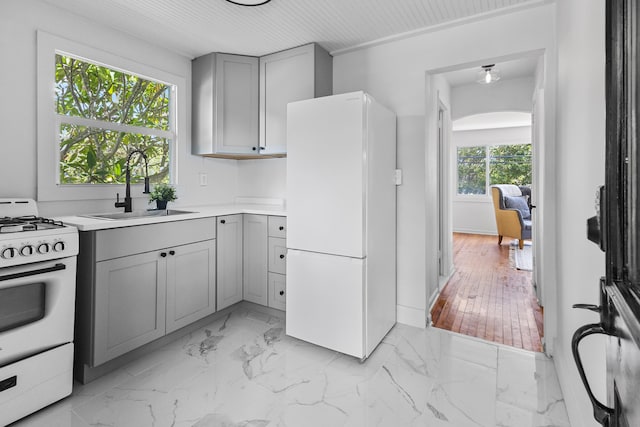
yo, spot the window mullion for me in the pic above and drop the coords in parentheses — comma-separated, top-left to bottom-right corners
(57, 114, 174, 139)
(485, 145, 490, 195)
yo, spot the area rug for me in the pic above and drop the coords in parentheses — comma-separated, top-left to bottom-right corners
(510, 240, 533, 271)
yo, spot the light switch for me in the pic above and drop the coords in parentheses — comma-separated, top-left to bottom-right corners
(394, 169, 402, 185)
(199, 173, 208, 186)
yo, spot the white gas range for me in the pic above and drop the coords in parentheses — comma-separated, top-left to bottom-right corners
(0, 199, 79, 426)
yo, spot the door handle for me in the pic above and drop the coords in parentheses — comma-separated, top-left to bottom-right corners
(573, 303, 602, 313)
(571, 322, 614, 425)
(0, 263, 66, 282)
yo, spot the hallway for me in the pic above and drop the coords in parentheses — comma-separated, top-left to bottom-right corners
(431, 233, 544, 352)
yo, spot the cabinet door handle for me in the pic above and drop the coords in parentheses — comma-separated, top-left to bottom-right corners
(252, 147, 257, 151)
(169, 250, 175, 256)
(220, 219, 226, 224)
(279, 254, 285, 259)
(279, 290, 284, 296)
(279, 226, 284, 231)
(160, 252, 167, 257)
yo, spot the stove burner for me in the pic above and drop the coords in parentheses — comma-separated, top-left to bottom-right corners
(0, 216, 66, 234)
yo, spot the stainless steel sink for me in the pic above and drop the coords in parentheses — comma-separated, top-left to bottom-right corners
(82, 209, 195, 220)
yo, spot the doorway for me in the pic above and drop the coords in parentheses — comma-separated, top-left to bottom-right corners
(428, 56, 546, 352)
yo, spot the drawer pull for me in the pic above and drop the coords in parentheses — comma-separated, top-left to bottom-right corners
(169, 250, 176, 256)
(220, 219, 226, 224)
(0, 376, 17, 392)
(160, 252, 167, 257)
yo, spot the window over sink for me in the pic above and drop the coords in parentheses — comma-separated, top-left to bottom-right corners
(37, 32, 182, 202)
(56, 55, 172, 185)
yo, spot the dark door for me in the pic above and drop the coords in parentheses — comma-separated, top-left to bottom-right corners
(574, 1, 640, 426)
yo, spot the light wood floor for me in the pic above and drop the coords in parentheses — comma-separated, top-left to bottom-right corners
(430, 233, 544, 352)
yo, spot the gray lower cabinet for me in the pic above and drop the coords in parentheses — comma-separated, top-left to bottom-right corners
(267, 216, 287, 310)
(93, 239, 216, 366)
(76, 218, 217, 369)
(216, 215, 243, 310)
(165, 240, 216, 334)
(94, 249, 167, 366)
(243, 214, 268, 305)
(219, 214, 287, 310)
(268, 272, 286, 311)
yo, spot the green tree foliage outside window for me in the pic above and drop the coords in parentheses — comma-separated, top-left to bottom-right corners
(489, 144, 532, 186)
(457, 146, 487, 195)
(457, 143, 532, 195)
(55, 55, 172, 184)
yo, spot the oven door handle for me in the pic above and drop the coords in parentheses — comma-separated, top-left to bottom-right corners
(571, 322, 615, 426)
(0, 263, 66, 282)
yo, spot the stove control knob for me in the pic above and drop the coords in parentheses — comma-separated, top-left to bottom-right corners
(20, 245, 34, 256)
(37, 243, 50, 254)
(53, 241, 65, 252)
(1, 247, 17, 259)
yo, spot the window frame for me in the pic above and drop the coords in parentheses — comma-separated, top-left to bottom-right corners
(37, 31, 182, 202)
(454, 139, 532, 201)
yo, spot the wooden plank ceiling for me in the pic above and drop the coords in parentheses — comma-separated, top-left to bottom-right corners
(40, 0, 543, 58)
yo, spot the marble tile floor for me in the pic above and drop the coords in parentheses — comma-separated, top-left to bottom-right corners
(12, 306, 571, 427)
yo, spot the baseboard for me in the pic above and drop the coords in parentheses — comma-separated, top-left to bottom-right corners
(453, 227, 497, 236)
(428, 288, 442, 325)
(397, 304, 427, 328)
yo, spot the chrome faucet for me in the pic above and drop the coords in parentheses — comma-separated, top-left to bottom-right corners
(115, 149, 151, 213)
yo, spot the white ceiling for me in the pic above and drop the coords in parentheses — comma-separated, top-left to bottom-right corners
(41, 0, 543, 58)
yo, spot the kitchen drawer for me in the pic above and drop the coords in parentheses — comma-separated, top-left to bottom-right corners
(268, 237, 286, 274)
(268, 216, 286, 238)
(268, 272, 286, 311)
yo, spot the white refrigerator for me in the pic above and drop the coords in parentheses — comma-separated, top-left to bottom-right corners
(286, 91, 397, 360)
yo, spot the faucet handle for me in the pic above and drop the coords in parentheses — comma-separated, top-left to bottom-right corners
(114, 193, 125, 208)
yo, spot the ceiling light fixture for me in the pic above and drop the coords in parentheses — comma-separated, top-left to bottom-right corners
(225, 0, 271, 5)
(477, 64, 501, 84)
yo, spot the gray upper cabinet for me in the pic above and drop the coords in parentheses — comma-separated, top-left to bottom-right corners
(192, 53, 259, 157)
(259, 43, 333, 155)
(192, 43, 332, 159)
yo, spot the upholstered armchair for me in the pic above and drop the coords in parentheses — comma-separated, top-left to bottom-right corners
(491, 184, 532, 249)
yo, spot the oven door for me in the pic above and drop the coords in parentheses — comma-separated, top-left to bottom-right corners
(0, 257, 76, 367)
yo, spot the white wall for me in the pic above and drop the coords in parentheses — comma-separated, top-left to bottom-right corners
(333, 3, 556, 329)
(237, 158, 286, 203)
(0, 0, 238, 217)
(451, 76, 535, 120)
(554, 1, 606, 426)
(452, 126, 532, 235)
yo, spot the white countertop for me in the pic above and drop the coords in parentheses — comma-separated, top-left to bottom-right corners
(57, 203, 287, 231)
